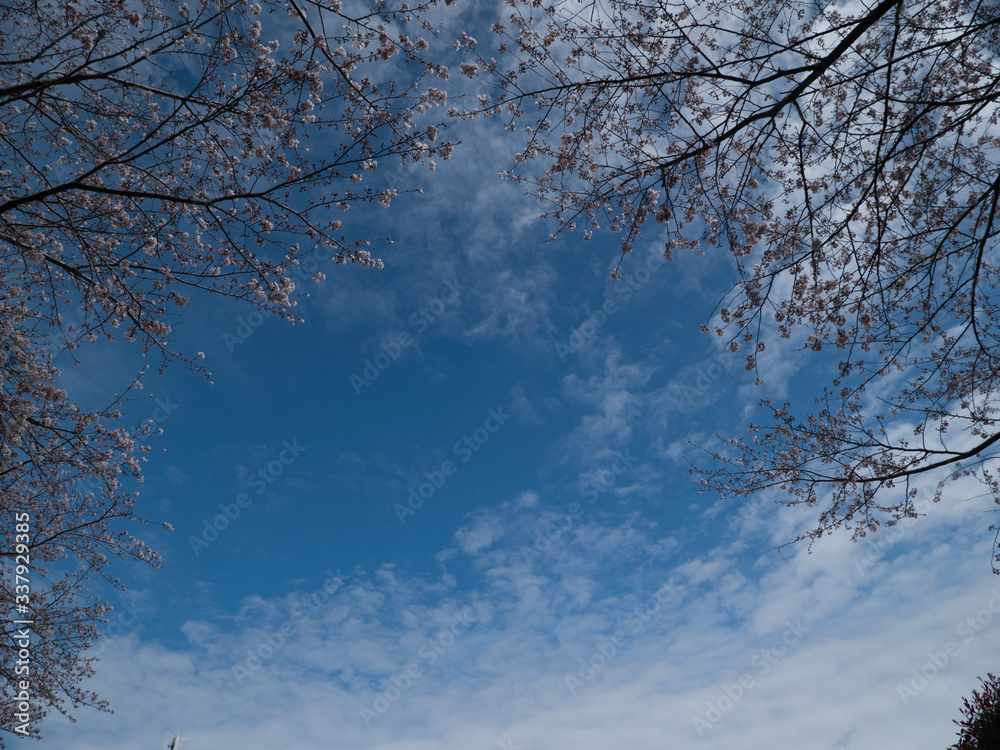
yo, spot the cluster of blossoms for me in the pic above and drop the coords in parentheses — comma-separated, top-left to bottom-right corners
(0, 0, 465, 738)
(479, 0, 1000, 553)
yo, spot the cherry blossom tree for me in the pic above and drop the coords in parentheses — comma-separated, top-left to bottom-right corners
(478, 0, 1000, 559)
(0, 0, 464, 739)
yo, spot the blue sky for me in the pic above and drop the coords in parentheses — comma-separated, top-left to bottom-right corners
(30, 9, 1000, 748)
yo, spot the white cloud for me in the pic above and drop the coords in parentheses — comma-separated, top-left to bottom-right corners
(464, 268, 557, 342)
(38, 486, 1000, 750)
